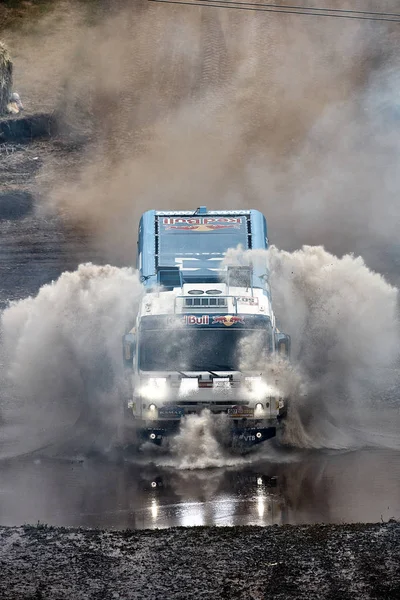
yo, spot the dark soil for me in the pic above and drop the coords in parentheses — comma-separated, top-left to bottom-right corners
(0, 131, 99, 309)
(0, 189, 33, 220)
(0, 114, 56, 143)
(0, 522, 399, 600)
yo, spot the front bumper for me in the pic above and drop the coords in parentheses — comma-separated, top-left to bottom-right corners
(137, 419, 277, 448)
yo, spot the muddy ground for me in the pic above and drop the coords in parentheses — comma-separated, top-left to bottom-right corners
(0, 522, 399, 599)
(0, 132, 99, 312)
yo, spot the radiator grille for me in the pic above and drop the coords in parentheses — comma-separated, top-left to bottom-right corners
(184, 297, 227, 309)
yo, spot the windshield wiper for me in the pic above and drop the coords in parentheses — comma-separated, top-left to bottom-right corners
(177, 371, 198, 378)
(208, 370, 233, 378)
(189, 367, 236, 374)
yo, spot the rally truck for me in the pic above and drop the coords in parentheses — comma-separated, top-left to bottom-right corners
(122, 207, 290, 450)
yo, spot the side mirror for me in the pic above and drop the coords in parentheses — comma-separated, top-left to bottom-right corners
(123, 332, 136, 368)
(275, 332, 290, 359)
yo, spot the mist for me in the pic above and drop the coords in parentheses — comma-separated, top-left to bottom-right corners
(14, 0, 397, 278)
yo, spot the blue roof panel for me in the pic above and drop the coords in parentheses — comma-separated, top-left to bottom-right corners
(158, 215, 248, 275)
(137, 209, 269, 286)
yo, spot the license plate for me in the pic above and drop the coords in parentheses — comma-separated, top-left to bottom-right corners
(228, 405, 254, 418)
(158, 405, 185, 418)
(214, 379, 230, 389)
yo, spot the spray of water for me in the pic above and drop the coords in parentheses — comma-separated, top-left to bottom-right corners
(156, 410, 249, 470)
(2, 243, 398, 462)
(224, 244, 400, 449)
(0, 263, 142, 458)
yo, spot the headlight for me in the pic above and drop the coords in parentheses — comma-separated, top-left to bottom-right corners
(255, 402, 264, 413)
(243, 377, 265, 399)
(244, 376, 262, 387)
(179, 378, 198, 396)
(149, 403, 157, 412)
(243, 377, 282, 403)
(139, 378, 168, 400)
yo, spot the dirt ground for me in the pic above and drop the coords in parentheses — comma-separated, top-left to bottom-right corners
(0, 522, 399, 599)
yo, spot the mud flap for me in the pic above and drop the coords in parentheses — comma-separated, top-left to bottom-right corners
(230, 426, 276, 450)
(139, 424, 180, 446)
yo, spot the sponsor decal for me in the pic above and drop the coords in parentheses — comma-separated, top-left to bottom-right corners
(212, 315, 244, 327)
(183, 315, 210, 325)
(198, 379, 213, 388)
(228, 405, 254, 418)
(158, 405, 185, 418)
(237, 296, 259, 306)
(237, 434, 256, 442)
(163, 216, 242, 232)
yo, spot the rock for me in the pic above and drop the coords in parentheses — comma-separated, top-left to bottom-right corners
(6, 101, 20, 115)
(6, 92, 23, 115)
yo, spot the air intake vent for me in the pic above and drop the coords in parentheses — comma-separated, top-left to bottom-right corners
(184, 297, 228, 309)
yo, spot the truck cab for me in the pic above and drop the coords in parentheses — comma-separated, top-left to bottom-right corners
(123, 208, 290, 450)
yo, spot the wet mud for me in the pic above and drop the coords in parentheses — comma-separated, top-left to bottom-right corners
(0, 521, 399, 599)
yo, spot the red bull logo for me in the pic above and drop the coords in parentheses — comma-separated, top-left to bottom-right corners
(212, 315, 244, 327)
(163, 217, 242, 232)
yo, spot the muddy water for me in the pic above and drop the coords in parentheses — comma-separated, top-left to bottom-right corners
(0, 447, 399, 529)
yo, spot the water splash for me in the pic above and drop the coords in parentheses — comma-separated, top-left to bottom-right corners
(155, 410, 249, 470)
(1, 244, 399, 462)
(0, 263, 143, 458)
(225, 244, 400, 449)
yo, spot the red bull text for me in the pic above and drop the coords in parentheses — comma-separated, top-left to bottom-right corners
(163, 216, 242, 231)
(183, 315, 210, 325)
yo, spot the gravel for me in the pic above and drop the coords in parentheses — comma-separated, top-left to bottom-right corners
(0, 522, 399, 599)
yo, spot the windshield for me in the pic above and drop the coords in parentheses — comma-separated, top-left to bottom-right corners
(157, 216, 249, 272)
(138, 327, 272, 372)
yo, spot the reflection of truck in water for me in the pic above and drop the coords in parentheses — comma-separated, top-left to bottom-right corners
(123, 207, 290, 450)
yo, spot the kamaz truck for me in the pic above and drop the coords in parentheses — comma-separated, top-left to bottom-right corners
(123, 207, 290, 450)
